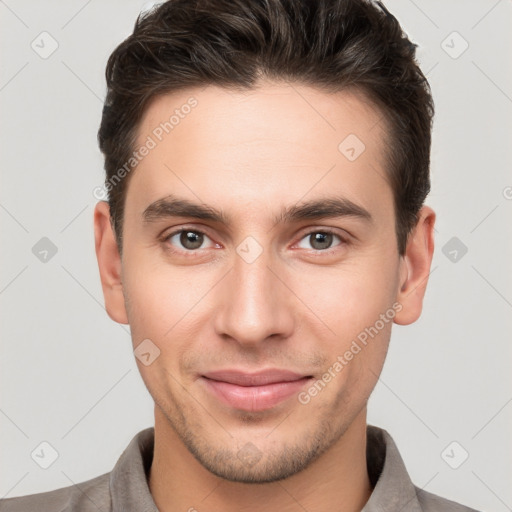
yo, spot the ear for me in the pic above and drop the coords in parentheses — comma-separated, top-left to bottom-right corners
(94, 201, 129, 324)
(394, 205, 436, 325)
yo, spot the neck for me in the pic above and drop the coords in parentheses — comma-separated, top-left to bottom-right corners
(149, 407, 372, 512)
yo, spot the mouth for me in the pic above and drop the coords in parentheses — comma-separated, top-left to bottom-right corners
(200, 369, 314, 412)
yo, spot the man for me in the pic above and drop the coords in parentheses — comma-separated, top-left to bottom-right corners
(1, 0, 479, 510)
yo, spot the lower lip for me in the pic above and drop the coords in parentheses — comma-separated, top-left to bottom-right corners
(202, 377, 312, 412)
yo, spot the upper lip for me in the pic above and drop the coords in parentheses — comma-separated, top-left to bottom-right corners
(202, 369, 310, 386)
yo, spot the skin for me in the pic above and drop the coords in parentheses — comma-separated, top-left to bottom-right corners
(94, 81, 435, 512)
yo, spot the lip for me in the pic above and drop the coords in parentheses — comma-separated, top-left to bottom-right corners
(201, 369, 313, 412)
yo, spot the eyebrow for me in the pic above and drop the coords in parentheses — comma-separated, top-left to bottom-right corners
(142, 194, 372, 226)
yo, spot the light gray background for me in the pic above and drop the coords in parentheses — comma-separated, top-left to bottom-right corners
(1, 1, 511, 510)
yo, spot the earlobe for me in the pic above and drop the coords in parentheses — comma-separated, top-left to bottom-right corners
(94, 201, 129, 325)
(394, 206, 436, 326)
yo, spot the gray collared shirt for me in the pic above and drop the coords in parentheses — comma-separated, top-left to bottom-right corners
(0, 425, 479, 511)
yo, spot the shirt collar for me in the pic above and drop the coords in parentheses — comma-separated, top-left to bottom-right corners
(110, 427, 158, 512)
(362, 425, 422, 512)
(109, 424, 421, 512)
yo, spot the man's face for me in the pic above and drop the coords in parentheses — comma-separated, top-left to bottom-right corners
(106, 82, 411, 482)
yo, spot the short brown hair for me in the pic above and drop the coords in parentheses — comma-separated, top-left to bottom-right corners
(98, 0, 434, 255)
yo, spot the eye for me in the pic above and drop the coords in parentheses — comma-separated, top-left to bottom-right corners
(296, 230, 345, 251)
(165, 229, 217, 251)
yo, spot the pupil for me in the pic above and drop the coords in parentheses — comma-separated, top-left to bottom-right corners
(311, 232, 332, 250)
(181, 231, 203, 250)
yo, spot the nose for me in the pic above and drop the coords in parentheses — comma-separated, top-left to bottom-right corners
(213, 242, 295, 347)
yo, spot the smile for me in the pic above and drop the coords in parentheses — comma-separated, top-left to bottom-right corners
(200, 369, 313, 412)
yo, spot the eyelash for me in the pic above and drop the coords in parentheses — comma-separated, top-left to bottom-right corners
(294, 228, 347, 255)
(160, 227, 348, 256)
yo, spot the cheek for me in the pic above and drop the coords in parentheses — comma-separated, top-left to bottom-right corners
(121, 259, 219, 385)
(122, 257, 198, 336)
(293, 261, 399, 342)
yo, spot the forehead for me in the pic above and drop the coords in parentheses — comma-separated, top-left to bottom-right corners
(126, 81, 391, 223)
